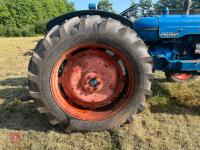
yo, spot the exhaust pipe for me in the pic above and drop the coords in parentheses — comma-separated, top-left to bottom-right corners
(184, 0, 192, 15)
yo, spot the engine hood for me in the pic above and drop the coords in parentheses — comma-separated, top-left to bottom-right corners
(133, 17, 159, 41)
(158, 15, 200, 38)
(134, 17, 159, 31)
(133, 15, 200, 41)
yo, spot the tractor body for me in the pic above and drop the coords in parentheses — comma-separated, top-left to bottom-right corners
(134, 14, 200, 74)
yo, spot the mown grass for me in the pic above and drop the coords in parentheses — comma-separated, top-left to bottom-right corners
(0, 37, 200, 150)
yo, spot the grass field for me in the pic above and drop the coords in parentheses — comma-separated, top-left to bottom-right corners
(0, 37, 200, 150)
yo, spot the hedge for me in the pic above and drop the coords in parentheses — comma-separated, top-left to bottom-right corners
(0, 0, 75, 36)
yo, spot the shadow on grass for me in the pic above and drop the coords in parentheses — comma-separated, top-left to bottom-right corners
(0, 87, 31, 101)
(154, 77, 168, 83)
(0, 77, 55, 133)
(0, 77, 31, 101)
(0, 77, 199, 133)
(0, 77, 27, 87)
(149, 80, 200, 116)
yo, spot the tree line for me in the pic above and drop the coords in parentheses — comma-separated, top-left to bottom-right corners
(0, 0, 74, 37)
(0, 0, 200, 37)
(98, 0, 200, 17)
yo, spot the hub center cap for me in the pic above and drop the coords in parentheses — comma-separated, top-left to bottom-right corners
(61, 50, 123, 108)
(89, 78, 97, 87)
(82, 73, 103, 93)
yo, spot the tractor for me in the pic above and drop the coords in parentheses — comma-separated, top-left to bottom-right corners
(28, 0, 200, 132)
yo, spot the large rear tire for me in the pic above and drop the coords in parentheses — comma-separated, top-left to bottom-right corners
(28, 15, 153, 132)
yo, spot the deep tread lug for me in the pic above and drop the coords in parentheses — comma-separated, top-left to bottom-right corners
(98, 20, 108, 32)
(126, 116, 133, 124)
(61, 17, 80, 37)
(33, 51, 42, 60)
(31, 55, 41, 66)
(145, 72, 155, 80)
(59, 26, 67, 39)
(29, 91, 40, 99)
(145, 89, 152, 96)
(46, 25, 60, 40)
(64, 125, 76, 133)
(142, 56, 153, 64)
(137, 103, 146, 113)
(28, 72, 38, 83)
(43, 39, 52, 50)
(37, 107, 49, 113)
(79, 19, 86, 32)
(49, 119, 61, 125)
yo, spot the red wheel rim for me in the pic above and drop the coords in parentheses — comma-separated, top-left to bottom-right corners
(50, 43, 135, 121)
(173, 73, 192, 80)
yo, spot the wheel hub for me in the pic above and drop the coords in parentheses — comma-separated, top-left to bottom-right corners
(82, 73, 103, 93)
(61, 50, 123, 108)
(50, 43, 134, 121)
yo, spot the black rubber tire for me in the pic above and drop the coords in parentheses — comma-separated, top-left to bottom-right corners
(165, 72, 197, 83)
(28, 15, 153, 132)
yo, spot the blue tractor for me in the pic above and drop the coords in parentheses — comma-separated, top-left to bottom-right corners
(28, 0, 200, 132)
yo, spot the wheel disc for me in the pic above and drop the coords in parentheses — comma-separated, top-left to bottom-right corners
(50, 43, 135, 121)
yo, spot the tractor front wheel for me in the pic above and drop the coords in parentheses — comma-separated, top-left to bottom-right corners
(165, 72, 197, 82)
(28, 15, 153, 132)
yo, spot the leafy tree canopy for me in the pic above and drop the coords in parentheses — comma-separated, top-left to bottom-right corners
(139, 0, 153, 16)
(129, 0, 200, 17)
(130, 0, 153, 17)
(0, 0, 75, 28)
(154, 0, 200, 10)
(97, 0, 113, 12)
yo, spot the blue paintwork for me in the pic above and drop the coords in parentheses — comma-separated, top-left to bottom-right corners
(134, 17, 159, 41)
(169, 60, 200, 72)
(149, 47, 174, 71)
(134, 15, 200, 41)
(88, 3, 97, 10)
(134, 14, 200, 74)
(149, 46, 200, 72)
(148, 47, 173, 70)
(159, 15, 200, 38)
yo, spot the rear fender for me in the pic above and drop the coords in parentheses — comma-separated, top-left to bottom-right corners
(46, 10, 133, 32)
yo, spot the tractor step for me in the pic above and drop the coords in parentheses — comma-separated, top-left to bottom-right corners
(168, 60, 200, 72)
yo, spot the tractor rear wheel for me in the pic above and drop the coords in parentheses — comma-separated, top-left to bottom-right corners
(165, 72, 197, 82)
(28, 15, 153, 132)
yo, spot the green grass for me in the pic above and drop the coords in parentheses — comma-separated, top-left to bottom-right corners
(0, 37, 200, 150)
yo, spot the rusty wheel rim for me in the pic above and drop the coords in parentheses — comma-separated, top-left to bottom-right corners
(50, 43, 135, 121)
(173, 73, 192, 80)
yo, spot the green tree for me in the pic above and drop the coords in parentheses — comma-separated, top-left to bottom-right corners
(130, 0, 139, 17)
(0, 1, 11, 25)
(65, 0, 75, 11)
(0, 0, 75, 36)
(192, 0, 200, 9)
(97, 0, 113, 12)
(154, 0, 184, 10)
(0, 0, 75, 28)
(154, 0, 200, 14)
(139, 0, 154, 16)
